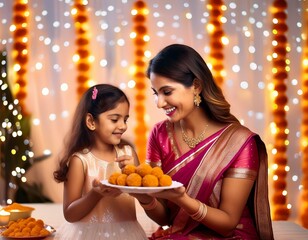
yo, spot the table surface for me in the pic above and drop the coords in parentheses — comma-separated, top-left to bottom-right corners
(1, 203, 308, 239)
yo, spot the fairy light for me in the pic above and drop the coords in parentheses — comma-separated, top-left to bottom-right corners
(300, 2, 308, 228)
(1, 49, 32, 203)
(72, 0, 92, 99)
(270, 0, 290, 220)
(206, 0, 227, 87)
(0, 0, 305, 223)
(11, 0, 29, 115)
(131, 0, 149, 162)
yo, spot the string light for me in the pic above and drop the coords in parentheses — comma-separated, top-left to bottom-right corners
(11, 0, 29, 115)
(300, 4, 308, 228)
(72, 0, 92, 99)
(131, 0, 149, 162)
(207, 0, 226, 87)
(270, 0, 290, 220)
(0, 1, 306, 225)
(0, 49, 32, 203)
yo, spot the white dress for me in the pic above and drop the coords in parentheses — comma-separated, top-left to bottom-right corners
(54, 146, 148, 240)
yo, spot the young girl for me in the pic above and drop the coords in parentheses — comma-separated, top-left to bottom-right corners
(53, 84, 147, 239)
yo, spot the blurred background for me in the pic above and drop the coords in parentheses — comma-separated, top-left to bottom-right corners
(0, 0, 307, 228)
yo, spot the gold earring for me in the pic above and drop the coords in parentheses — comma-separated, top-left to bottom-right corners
(194, 93, 201, 107)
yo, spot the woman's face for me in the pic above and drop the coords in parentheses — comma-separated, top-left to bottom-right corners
(150, 72, 195, 122)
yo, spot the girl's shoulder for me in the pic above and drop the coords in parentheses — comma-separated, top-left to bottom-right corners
(70, 149, 91, 166)
(72, 148, 90, 159)
(67, 149, 89, 175)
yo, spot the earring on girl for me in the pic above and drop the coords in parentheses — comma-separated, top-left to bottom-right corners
(194, 93, 201, 107)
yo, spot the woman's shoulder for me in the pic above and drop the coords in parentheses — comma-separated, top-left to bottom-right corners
(152, 119, 169, 131)
(225, 123, 254, 135)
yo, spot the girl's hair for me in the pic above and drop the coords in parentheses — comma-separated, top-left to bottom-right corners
(146, 44, 239, 123)
(54, 84, 129, 182)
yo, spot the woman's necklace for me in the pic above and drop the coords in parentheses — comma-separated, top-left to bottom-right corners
(180, 122, 208, 148)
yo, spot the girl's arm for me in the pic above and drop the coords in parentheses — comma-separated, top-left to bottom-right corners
(63, 156, 102, 222)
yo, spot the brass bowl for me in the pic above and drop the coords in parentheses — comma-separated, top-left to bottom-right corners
(8, 209, 33, 221)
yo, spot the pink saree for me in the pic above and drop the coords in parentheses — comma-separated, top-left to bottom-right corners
(146, 121, 274, 240)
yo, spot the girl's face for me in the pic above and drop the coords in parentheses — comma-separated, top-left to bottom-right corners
(150, 73, 195, 122)
(94, 101, 129, 146)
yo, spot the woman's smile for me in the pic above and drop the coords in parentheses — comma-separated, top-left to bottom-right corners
(165, 107, 176, 116)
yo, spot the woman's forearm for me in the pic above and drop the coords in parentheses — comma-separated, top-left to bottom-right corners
(138, 196, 169, 226)
(145, 205, 169, 226)
(175, 193, 237, 237)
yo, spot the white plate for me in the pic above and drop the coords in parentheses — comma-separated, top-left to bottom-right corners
(101, 179, 183, 193)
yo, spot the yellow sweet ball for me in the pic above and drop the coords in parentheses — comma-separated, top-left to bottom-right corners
(159, 174, 172, 187)
(40, 228, 50, 236)
(136, 163, 153, 177)
(151, 166, 164, 179)
(142, 174, 159, 187)
(126, 173, 142, 187)
(108, 172, 121, 185)
(116, 173, 128, 186)
(122, 164, 136, 175)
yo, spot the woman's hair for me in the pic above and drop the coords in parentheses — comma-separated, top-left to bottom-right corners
(146, 44, 239, 123)
(54, 84, 129, 182)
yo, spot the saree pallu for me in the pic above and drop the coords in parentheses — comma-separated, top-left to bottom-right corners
(147, 122, 274, 240)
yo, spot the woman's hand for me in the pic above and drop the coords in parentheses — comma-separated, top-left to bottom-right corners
(92, 179, 122, 197)
(150, 186, 186, 202)
(129, 193, 154, 204)
(149, 187, 186, 203)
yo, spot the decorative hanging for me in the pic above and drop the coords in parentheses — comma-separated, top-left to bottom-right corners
(131, 0, 149, 162)
(300, 4, 308, 228)
(207, 0, 226, 87)
(72, 0, 91, 99)
(11, 0, 29, 115)
(270, 0, 290, 220)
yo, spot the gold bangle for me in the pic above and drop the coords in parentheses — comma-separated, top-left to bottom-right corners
(190, 200, 208, 222)
(140, 198, 158, 210)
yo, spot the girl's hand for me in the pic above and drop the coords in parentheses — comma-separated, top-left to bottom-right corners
(92, 179, 122, 197)
(115, 154, 135, 169)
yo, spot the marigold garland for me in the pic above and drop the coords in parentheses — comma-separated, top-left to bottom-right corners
(207, 0, 225, 87)
(11, 0, 29, 115)
(72, 0, 91, 99)
(300, 3, 308, 228)
(270, 0, 290, 220)
(131, 1, 148, 162)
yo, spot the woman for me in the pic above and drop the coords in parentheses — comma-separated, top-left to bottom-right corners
(136, 44, 274, 239)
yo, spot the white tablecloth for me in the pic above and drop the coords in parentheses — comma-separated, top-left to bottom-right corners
(1, 203, 308, 239)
